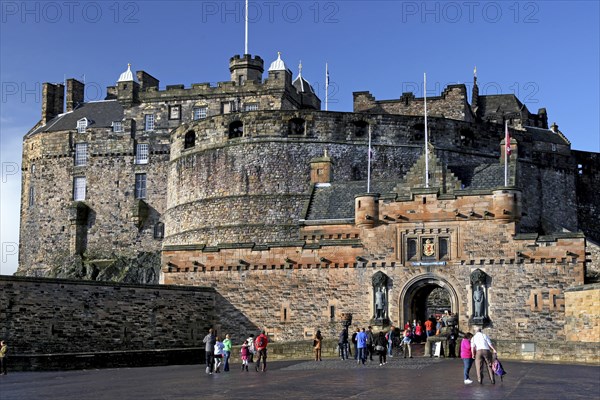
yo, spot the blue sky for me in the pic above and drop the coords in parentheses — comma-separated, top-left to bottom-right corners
(1, 1, 599, 275)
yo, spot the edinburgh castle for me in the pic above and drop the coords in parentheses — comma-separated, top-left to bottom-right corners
(6, 51, 599, 365)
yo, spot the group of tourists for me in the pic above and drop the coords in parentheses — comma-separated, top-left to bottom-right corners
(336, 325, 415, 366)
(202, 328, 269, 375)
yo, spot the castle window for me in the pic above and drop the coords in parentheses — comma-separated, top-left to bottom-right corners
(154, 222, 165, 239)
(439, 237, 449, 259)
(353, 121, 368, 137)
(73, 177, 86, 201)
(112, 121, 123, 133)
(28, 186, 35, 207)
(289, 118, 305, 135)
(74, 143, 87, 166)
(135, 143, 149, 164)
(221, 102, 233, 114)
(31, 164, 35, 174)
(144, 114, 155, 132)
(228, 121, 244, 139)
(407, 238, 417, 260)
(412, 123, 424, 141)
(135, 173, 147, 199)
(169, 105, 181, 120)
(193, 107, 207, 120)
(77, 118, 88, 133)
(184, 131, 196, 149)
(244, 103, 259, 112)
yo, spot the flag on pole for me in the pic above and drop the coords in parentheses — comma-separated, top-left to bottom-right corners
(505, 121, 511, 156)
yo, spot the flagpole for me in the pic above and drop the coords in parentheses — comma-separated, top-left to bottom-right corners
(367, 124, 372, 193)
(325, 62, 329, 111)
(424, 72, 429, 188)
(245, 0, 249, 54)
(504, 120, 509, 186)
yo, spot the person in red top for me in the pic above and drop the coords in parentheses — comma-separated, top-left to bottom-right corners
(254, 330, 269, 372)
(424, 318, 433, 338)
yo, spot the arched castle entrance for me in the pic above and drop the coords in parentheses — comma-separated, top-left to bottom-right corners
(399, 274, 459, 327)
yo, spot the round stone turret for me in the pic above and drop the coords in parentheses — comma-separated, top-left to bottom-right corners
(355, 193, 379, 228)
(492, 189, 521, 221)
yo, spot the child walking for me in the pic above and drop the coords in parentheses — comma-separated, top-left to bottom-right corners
(240, 342, 250, 371)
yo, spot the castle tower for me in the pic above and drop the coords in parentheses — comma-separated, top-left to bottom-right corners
(267, 52, 292, 86)
(229, 54, 264, 85)
(355, 193, 379, 228)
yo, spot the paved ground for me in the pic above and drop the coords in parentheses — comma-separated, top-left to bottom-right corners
(0, 356, 598, 400)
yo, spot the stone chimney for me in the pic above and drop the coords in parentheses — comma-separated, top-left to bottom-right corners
(136, 71, 159, 92)
(41, 82, 64, 124)
(66, 78, 84, 112)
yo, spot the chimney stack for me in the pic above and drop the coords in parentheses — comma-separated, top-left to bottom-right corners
(66, 79, 85, 112)
(41, 83, 64, 124)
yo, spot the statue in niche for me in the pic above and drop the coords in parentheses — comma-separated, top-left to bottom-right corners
(470, 269, 489, 322)
(372, 271, 389, 321)
(473, 285, 485, 318)
(375, 287, 386, 319)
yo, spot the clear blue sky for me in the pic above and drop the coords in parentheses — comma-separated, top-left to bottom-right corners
(1, 1, 599, 275)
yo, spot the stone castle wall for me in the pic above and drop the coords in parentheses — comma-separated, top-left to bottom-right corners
(0, 276, 221, 356)
(564, 284, 600, 342)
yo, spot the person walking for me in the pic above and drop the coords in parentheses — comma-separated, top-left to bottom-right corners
(352, 328, 359, 360)
(401, 327, 413, 358)
(213, 336, 224, 373)
(313, 330, 323, 361)
(222, 334, 232, 372)
(338, 327, 349, 360)
(246, 334, 255, 363)
(366, 326, 375, 361)
(357, 328, 368, 365)
(240, 342, 250, 371)
(386, 326, 395, 357)
(424, 317, 433, 338)
(375, 331, 388, 366)
(254, 330, 269, 372)
(0, 341, 7, 375)
(461, 332, 474, 384)
(202, 328, 216, 375)
(471, 328, 497, 384)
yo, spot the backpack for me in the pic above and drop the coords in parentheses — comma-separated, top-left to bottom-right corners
(256, 335, 266, 348)
(492, 356, 507, 381)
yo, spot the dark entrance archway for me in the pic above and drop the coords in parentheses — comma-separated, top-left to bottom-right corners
(399, 274, 459, 327)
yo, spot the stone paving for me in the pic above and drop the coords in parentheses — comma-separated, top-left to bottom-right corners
(0, 356, 598, 400)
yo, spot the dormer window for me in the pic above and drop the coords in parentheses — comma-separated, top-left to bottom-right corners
(112, 121, 123, 133)
(77, 118, 88, 133)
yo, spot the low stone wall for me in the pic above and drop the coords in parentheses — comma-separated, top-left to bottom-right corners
(494, 340, 599, 364)
(0, 275, 218, 371)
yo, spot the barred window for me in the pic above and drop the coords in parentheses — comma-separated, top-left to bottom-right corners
(244, 103, 259, 112)
(73, 177, 86, 201)
(77, 118, 87, 133)
(144, 114, 155, 131)
(135, 173, 147, 199)
(135, 143, 149, 164)
(112, 121, 123, 133)
(193, 107, 207, 120)
(74, 143, 87, 166)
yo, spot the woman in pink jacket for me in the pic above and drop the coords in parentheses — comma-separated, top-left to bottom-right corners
(461, 332, 474, 384)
